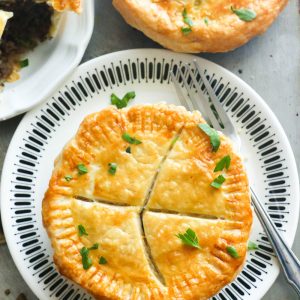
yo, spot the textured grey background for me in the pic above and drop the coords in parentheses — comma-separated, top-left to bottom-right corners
(0, 0, 299, 299)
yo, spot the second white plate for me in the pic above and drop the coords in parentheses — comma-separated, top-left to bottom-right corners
(0, 0, 94, 121)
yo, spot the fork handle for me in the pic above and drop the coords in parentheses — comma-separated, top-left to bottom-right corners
(250, 187, 300, 296)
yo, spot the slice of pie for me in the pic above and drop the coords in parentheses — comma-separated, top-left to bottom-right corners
(0, 0, 81, 86)
(43, 104, 252, 299)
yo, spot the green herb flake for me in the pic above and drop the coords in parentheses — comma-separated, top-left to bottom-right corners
(181, 27, 192, 35)
(248, 241, 259, 251)
(231, 7, 256, 22)
(204, 17, 209, 25)
(77, 164, 88, 175)
(80, 247, 92, 270)
(211, 174, 226, 189)
(125, 146, 131, 154)
(78, 224, 88, 237)
(108, 163, 117, 175)
(20, 58, 29, 68)
(64, 175, 73, 182)
(181, 8, 193, 35)
(176, 228, 201, 249)
(198, 124, 221, 152)
(122, 133, 142, 145)
(182, 8, 193, 27)
(226, 246, 239, 258)
(214, 155, 231, 172)
(99, 256, 107, 265)
(88, 243, 99, 250)
(111, 91, 136, 109)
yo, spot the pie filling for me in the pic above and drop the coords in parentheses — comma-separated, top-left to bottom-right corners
(0, 0, 54, 83)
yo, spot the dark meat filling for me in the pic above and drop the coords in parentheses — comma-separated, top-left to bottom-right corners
(0, 0, 54, 82)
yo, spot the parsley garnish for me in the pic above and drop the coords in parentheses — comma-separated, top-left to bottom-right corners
(211, 174, 226, 189)
(78, 224, 88, 237)
(125, 146, 131, 153)
(181, 8, 193, 35)
(181, 27, 192, 35)
(80, 247, 92, 270)
(204, 18, 209, 25)
(99, 256, 107, 265)
(64, 175, 73, 182)
(108, 163, 117, 175)
(20, 58, 29, 68)
(227, 246, 239, 258)
(79, 243, 99, 270)
(122, 133, 142, 145)
(198, 124, 220, 152)
(248, 241, 259, 250)
(111, 91, 136, 109)
(176, 228, 201, 249)
(231, 7, 256, 22)
(77, 164, 88, 175)
(214, 155, 231, 172)
(88, 243, 99, 250)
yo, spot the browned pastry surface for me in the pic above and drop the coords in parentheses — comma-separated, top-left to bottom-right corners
(43, 104, 252, 299)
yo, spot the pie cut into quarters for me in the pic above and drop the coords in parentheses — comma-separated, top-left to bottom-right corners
(0, 0, 82, 86)
(43, 104, 253, 299)
(113, 0, 288, 53)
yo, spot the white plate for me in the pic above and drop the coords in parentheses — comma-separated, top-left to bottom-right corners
(1, 49, 299, 300)
(0, 1, 94, 121)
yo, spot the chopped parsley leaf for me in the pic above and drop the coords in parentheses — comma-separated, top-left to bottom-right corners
(78, 224, 88, 237)
(20, 59, 29, 68)
(64, 175, 73, 182)
(80, 247, 92, 270)
(111, 91, 136, 109)
(214, 155, 231, 172)
(125, 146, 131, 154)
(227, 246, 239, 258)
(176, 228, 201, 249)
(99, 256, 107, 265)
(77, 164, 88, 175)
(248, 241, 259, 250)
(108, 163, 117, 175)
(231, 7, 256, 22)
(122, 133, 142, 145)
(211, 174, 226, 189)
(198, 124, 220, 152)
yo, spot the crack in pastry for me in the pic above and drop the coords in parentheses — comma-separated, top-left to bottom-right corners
(142, 128, 184, 211)
(147, 208, 222, 220)
(74, 195, 135, 207)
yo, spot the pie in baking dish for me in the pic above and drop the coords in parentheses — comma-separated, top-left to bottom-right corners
(43, 104, 252, 299)
(0, 0, 81, 86)
(113, 0, 288, 53)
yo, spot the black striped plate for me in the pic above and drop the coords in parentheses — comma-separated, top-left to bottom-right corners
(1, 49, 299, 300)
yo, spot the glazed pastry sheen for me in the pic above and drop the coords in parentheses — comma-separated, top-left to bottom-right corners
(113, 0, 287, 53)
(43, 104, 252, 299)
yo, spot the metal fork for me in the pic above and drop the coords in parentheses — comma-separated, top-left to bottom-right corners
(171, 60, 300, 296)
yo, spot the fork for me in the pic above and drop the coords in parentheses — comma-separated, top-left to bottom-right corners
(171, 60, 300, 296)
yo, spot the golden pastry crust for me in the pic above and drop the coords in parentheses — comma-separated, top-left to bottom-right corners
(147, 117, 252, 224)
(113, 0, 287, 53)
(48, 104, 187, 206)
(143, 212, 249, 299)
(49, 0, 82, 13)
(43, 104, 252, 299)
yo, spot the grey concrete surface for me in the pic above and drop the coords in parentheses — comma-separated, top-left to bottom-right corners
(0, 0, 299, 299)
